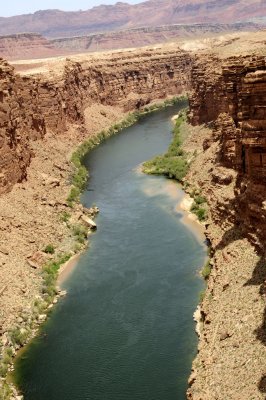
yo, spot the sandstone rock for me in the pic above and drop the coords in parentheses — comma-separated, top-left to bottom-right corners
(0, 246, 9, 255)
(80, 215, 97, 230)
(220, 330, 231, 341)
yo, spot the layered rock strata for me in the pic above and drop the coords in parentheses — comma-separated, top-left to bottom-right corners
(0, 48, 192, 196)
(186, 54, 266, 399)
(189, 54, 266, 248)
(1, 40, 266, 399)
(0, 59, 45, 194)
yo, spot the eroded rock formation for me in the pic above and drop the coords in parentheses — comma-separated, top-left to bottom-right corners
(0, 48, 192, 194)
(186, 52, 266, 399)
(1, 35, 266, 398)
(0, 59, 45, 194)
(189, 54, 266, 249)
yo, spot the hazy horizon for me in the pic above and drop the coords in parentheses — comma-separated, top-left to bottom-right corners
(0, 0, 145, 18)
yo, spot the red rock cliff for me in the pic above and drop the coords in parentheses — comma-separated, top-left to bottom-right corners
(0, 48, 193, 194)
(0, 59, 45, 194)
(189, 54, 266, 249)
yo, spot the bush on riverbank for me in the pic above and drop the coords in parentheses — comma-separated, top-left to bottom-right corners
(142, 112, 189, 181)
(201, 260, 211, 280)
(67, 96, 188, 206)
(190, 193, 208, 221)
(42, 253, 71, 298)
(0, 382, 12, 398)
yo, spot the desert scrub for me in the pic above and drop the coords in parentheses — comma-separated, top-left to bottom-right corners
(9, 328, 29, 348)
(199, 289, 206, 303)
(142, 113, 189, 181)
(67, 96, 188, 206)
(42, 253, 71, 298)
(201, 259, 211, 280)
(60, 211, 71, 223)
(0, 381, 12, 399)
(190, 193, 208, 221)
(71, 224, 88, 244)
(43, 244, 55, 254)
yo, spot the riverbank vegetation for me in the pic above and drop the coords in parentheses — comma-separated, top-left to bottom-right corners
(142, 112, 189, 180)
(190, 194, 208, 221)
(67, 96, 187, 206)
(201, 259, 211, 280)
(0, 96, 190, 399)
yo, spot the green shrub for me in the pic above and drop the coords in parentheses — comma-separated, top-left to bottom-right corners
(44, 244, 55, 254)
(143, 113, 189, 181)
(194, 195, 206, 205)
(0, 363, 8, 378)
(0, 381, 12, 399)
(42, 253, 71, 297)
(190, 196, 208, 221)
(202, 260, 211, 280)
(67, 95, 188, 206)
(60, 211, 71, 223)
(2, 353, 12, 366)
(5, 348, 13, 358)
(67, 187, 80, 207)
(72, 224, 88, 244)
(199, 290, 206, 303)
(9, 328, 28, 347)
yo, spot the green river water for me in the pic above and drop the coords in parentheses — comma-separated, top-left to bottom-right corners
(15, 103, 206, 400)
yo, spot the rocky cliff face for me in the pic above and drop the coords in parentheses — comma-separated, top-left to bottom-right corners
(186, 52, 266, 399)
(0, 48, 192, 195)
(189, 54, 266, 249)
(1, 37, 266, 398)
(0, 59, 45, 194)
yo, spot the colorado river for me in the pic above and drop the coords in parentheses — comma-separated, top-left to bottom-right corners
(15, 103, 206, 400)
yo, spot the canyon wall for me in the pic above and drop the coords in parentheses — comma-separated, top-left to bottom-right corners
(1, 39, 266, 398)
(0, 48, 192, 195)
(0, 59, 46, 194)
(187, 52, 266, 399)
(189, 54, 266, 249)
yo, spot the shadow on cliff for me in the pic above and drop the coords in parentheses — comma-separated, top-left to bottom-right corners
(245, 255, 266, 343)
(245, 255, 266, 397)
(209, 172, 266, 396)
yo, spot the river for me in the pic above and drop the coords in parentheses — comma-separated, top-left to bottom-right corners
(15, 103, 206, 400)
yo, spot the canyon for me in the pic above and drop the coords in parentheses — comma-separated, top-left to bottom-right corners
(0, 28, 266, 399)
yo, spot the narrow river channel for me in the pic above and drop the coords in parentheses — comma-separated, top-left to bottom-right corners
(15, 103, 206, 400)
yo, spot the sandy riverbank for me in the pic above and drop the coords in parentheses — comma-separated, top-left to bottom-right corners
(57, 253, 82, 288)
